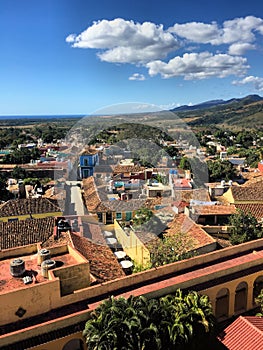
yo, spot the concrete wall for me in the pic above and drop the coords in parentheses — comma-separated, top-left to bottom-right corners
(53, 263, 90, 296)
(0, 278, 61, 326)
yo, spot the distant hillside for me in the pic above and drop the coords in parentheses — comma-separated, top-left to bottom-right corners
(170, 94, 263, 128)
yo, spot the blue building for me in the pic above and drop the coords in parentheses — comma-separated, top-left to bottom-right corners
(79, 148, 99, 179)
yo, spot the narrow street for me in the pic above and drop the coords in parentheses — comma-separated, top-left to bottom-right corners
(64, 181, 87, 216)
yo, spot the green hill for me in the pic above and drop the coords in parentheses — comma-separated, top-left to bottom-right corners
(171, 95, 263, 128)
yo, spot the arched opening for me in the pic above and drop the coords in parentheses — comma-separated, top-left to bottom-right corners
(62, 338, 85, 350)
(215, 288, 229, 320)
(253, 276, 263, 305)
(234, 281, 248, 314)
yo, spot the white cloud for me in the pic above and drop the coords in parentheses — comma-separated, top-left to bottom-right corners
(129, 73, 146, 81)
(169, 22, 220, 43)
(169, 16, 263, 46)
(65, 34, 77, 43)
(146, 52, 249, 79)
(67, 18, 179, 64)
(228, 43, 256, 55)
(66, 16, 263, 81)
(232, 75, 263, 91)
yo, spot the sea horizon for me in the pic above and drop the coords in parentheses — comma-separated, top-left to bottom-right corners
(0, 114, 86, 120)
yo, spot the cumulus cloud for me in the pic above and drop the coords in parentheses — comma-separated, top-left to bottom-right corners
(67, 18, 179, 64)
(232, 75, 263, 91)
(129, 73, 146, 81)
(169, 22, 220, 43)
(169, 16, 263, 46)
(66, 16, 263, 81)
(146, 52, 249, 79)
(228, 43, 256, 55)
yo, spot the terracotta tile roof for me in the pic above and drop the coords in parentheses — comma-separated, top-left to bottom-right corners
(135, 230, 158, 245)
(191, 204, 236, 215)
(82, 176, 146, 213)
(113, 164, 145, 174)
(70, 231, 125, 283)
(229, 183, 263, 201)
(218, 316, 263, 350)
(0, 198, 61, 218)
(82, 177, 105, 212)
(43, 186, 66, 201)
(0, 217, 55, 249)
(173, 188, 210, 203)
(80, 147, 99, 155)
(104, 199, 146, 212)
(164, 213, 216, 248)
(235, 203, 263, 220)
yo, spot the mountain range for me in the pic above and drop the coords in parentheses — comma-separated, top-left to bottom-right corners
(171, 94, 263, 112)
(170, 94, 263, 128)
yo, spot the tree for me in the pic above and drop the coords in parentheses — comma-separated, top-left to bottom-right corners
(229, 209, 262, 245)
(179, 156, 191, 170)
(83, 290, 216, 350)
(133, 207, 153, 227)
(11, 166, 26, 180)
(148, 233, 197, 268)
(207, 159, 236, 182)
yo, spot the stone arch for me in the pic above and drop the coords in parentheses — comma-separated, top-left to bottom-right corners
(253, 275, 263, 304)
(215, 288, 229, 320)
(234, 281, 248, 314)
(62, 338, 85, 350)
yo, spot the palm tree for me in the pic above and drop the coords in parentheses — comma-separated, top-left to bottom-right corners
(83, 291, 216, 350)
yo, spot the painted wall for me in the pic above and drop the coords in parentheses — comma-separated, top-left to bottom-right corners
(114, 220, 150, 266)
(0, 211, 62, 222)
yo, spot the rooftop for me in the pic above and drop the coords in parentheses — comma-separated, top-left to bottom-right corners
(0, 246, 79, 294)
(226, 183, 263, 202)
(234, 203, 263, 221)
(218, 316, 263, 350)
(173, 188, 211, 203)
(164, 213, 216, 248)
(0, 217, 55, 250)
(113, 164, 145, 174)
(69, 231, 125, 283)
(0, 198, 61, 218)
(191, 204, 236, 216)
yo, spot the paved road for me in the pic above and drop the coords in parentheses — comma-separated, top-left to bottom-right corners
(65, 181, 86, 216)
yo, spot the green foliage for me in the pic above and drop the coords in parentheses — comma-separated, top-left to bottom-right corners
(255, 289, 263, 316)
(2, 148, 40, 164)
(133, 208, 153, 227)
(179, 156, 191, 170)
(132, 262, 152, 273)
(207, 159, 237, 182)
(148, 233, 197, 268)
(229, 210, 262, 245)
(83, 290, 216, 350)
(11, 166, 26, 180)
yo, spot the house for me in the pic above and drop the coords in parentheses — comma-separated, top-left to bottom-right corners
(82, 176, 146, 224)
(223, 181, 263, 221)
(0, 217, 55, 249)
(114, 213, 217, 267)
(0, 197, 62, 222)
(144, 181, 172, 198)
(79, 147, 99, 179)
(163, 213, 217, 256)
(217, 316, 263, 350)
(188, 204, 236, 226)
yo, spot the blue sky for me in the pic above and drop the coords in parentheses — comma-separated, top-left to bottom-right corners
(1, 0, 263, 116)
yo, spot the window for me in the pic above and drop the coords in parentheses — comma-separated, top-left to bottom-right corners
(116, 212, 122, 220)
(125, 212, 132, 221)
